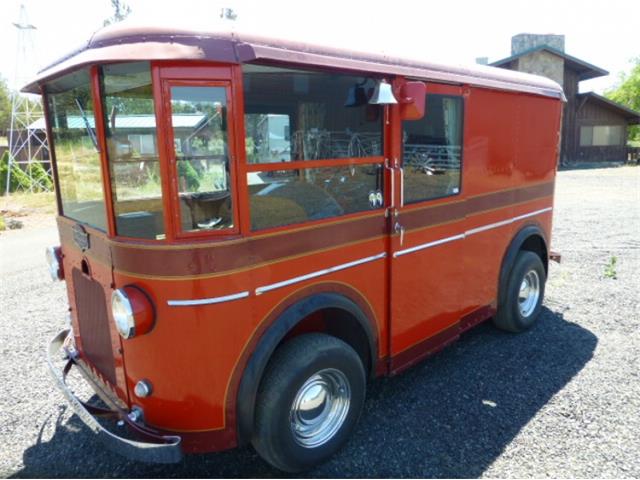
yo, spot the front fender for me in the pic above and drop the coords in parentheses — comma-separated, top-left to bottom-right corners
(235, 289, 378, 445)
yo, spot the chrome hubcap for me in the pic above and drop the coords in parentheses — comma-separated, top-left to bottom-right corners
(290, 368, 351, 448)
(518, 269, 540, 317)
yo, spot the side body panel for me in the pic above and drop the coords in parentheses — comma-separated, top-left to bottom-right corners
(389, 84, 561, 372)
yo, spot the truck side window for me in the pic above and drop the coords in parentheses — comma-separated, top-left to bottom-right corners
(169, 85, 234, 233)
(243, 65, 384, 231)
(402, 95, 463, 203)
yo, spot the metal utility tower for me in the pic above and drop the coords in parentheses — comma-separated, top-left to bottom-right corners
(5, 3, 50, 195)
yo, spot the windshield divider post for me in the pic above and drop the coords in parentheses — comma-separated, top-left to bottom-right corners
(91, 65, 117, 237)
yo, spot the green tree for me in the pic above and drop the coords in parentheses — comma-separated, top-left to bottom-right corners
(103, 0, 132, 26)
(605, 57, 640, 144)
(0, 76, 11, 135)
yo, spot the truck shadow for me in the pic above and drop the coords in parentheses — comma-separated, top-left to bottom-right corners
(14, 307, 596, 478)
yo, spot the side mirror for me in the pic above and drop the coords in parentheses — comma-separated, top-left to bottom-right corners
(399, 82, 426, 120)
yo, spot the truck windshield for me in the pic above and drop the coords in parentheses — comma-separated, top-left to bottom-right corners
(100, 62, 165, 240)
(45, 69, 107, 231)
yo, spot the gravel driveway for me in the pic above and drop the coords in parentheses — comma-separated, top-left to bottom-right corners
(1, 166, 638, 478)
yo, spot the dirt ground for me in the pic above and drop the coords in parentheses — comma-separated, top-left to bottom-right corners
(0, 192, 56, 232)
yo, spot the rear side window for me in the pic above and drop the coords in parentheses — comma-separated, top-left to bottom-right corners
(243, 65, 384, 230)
(247, 165, 383, 230)
(243, 65, 382, 164)
(402, 94, 463, 203)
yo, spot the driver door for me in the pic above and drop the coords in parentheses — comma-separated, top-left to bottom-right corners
(158, 64, 240, 238)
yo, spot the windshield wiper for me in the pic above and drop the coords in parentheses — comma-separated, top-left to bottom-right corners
(74, 98, 99, 150)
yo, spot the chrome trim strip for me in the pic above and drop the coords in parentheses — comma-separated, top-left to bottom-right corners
(167, 291, 250, 307)
(466, 207, 553, 236)
(256, 253, 387, 295)
(394, 207, 553, 258)
(464, 218, 514, 236)
(393, 234, 465, 258)
(512, 207, 553, 222)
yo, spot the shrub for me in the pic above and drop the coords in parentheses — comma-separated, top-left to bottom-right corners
(0, 151, 52, 193)
(26, 160, 53, 192)
(178, 160, 201, 192)
(0, 151, 31, 193)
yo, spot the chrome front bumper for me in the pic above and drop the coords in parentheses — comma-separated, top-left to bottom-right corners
(47, 329, 183, 463)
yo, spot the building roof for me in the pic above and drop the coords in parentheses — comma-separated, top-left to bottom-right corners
(23, 21, 564, 100)
(579, 92, 640, 124)
(490, 45, 608, 81)
(28, 113, 206, 130)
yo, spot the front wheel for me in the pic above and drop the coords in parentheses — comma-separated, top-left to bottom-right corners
(252, 333, 366, 472)
(494, 250, 546, 332)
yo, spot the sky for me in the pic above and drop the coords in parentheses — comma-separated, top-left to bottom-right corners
(1, 0, 638, 95)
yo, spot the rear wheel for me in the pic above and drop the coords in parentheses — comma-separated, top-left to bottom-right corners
(252, 333, 366, 472)
(494, 250, 546, 332)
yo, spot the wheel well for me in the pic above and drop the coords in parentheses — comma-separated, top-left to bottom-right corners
(498, 226, 549, 309)
(235, 291, 377, 445)
(520, 234, 548, 274)
(279, 307, 372, 377)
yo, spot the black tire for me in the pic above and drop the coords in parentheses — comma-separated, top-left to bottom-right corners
(494, 250, 546, 332)
(252, 333, 366, 472)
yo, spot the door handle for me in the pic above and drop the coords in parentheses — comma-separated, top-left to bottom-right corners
(385, 159, 395, 208)
(399, 166, 404, 208)
(394, 221, 405, 246)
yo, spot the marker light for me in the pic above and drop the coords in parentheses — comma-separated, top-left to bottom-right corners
(111, 286, 155, 339)
(134, 380, 153, 398)
(45, 246, 63, 281)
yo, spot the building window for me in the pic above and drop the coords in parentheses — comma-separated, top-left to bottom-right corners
(402, 95, 463, 204)
(579, 125, 624, 146)
(127, 134, 156, 155)
(243, 65, 384, 231)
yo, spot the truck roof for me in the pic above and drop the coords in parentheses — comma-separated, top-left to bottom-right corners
(23, 20, 565, 100)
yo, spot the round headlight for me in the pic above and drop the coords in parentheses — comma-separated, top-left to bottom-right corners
(111, 286, 155, 340)
(45, 246, 63, 281)
(112, 289, 135, 339)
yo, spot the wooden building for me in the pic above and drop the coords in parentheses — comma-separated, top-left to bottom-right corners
(491, 34, 640, 164)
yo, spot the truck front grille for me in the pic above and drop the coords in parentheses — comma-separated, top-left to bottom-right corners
(72, 269, 117, 385)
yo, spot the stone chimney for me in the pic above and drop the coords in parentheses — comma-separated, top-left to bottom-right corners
(511, 33, 565, 55)
(506, 33, 566, 87)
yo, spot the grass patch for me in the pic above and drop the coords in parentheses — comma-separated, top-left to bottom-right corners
(0, 191, 57, 215)
(604, 256, 618, 279)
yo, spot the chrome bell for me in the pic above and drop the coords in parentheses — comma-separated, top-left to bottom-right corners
(369, 79, 398, 105)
